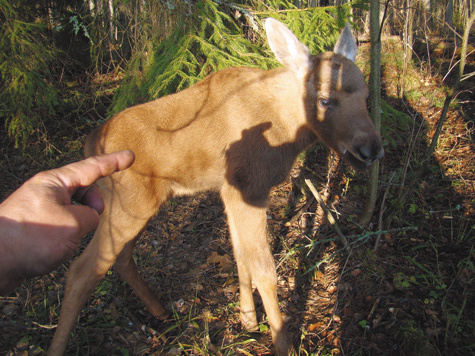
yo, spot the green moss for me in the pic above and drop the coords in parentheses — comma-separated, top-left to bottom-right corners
(399, 320, 437, 356)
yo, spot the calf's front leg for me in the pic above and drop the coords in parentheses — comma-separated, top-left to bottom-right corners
(221, 183, 293, 355)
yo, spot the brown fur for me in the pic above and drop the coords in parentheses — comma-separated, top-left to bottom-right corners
(48, 20, 383, 355)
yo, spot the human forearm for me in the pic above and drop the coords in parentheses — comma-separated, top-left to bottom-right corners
(0, 150, 135, 295)
(0, 217, 26, 295)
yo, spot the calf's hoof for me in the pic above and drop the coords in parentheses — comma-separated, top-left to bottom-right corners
(240, 309, 259, 331)
(274, 328, 296, 356)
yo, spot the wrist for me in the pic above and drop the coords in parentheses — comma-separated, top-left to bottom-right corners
(0, 217, 26, 295)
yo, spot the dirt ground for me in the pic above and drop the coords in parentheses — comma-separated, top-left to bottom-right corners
(0, 38, 474, 355)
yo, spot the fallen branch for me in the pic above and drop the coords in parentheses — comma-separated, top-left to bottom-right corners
(302, 226, 417, 276)
(304, 179, 348, 248)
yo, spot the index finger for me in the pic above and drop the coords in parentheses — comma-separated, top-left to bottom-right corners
(53, 150, 135, 192)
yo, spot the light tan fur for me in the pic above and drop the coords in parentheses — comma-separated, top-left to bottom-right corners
(48, 19, 383, 355)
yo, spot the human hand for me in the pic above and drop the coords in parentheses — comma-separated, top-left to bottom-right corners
(0, 150, 135, 295)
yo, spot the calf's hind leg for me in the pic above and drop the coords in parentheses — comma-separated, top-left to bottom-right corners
(114, 238, 169, 319)
(48, 176, 164, 356)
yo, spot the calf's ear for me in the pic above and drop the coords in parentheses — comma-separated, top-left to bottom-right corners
(333, 23, 357, 62)
(265, 18, 311, 78)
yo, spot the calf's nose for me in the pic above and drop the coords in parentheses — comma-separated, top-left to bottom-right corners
(356, 141, 384, 165)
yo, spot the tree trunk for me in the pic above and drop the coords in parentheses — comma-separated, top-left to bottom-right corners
(427, 11, 475, 155)
(391, 11, 475, 225)
(360, 0, 382, 226)
(445, 0, 454, 29)
(108, 0, 116, 41)
(401, 0, 415, 98)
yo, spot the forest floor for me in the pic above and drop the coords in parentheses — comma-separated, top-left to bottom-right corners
(0, 37, 474, 356)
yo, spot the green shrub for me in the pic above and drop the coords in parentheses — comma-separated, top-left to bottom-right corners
(109, 0, 358, 115)
(0, 0, 60, 149)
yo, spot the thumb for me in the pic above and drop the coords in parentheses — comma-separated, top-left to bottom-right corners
(66, 204, 101, 243)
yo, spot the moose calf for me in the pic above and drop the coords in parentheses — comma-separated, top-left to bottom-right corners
(48, 18, 383, 355)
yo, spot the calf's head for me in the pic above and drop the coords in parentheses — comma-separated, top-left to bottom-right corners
(265, 19, 384, 169)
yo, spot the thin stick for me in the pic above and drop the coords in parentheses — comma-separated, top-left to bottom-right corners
(374, 172, 396, 251)
(305, 179, 348, 248)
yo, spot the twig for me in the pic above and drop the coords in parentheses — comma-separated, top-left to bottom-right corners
(330, 246, 353, 326)
(304, 179, 348, 248)
(287, 196, 314, 226)
(213, 0, 259, 30)
(367, 298, 381, 322)
(127, 310, 167, 343)
(344, 227, 417, 241)
(374, 172, 396, 251)
(378, 0, 391, 42)
(31, 321, 57, 329)
(301, 226, 417, 276)
(303, 166, 325, 182)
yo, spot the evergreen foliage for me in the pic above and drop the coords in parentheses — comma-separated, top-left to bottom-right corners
(109, 0, 359, 116)
(255, 0, 361, 54)
(109, 0, 274, 115)
(0, 0, 365, 149)
(0, 0, 60, 149)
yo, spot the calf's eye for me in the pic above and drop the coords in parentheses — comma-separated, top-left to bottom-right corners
(319, 98, 331, 108)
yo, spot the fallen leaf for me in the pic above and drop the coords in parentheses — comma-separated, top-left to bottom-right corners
(308, 322, 325, 332)
(2, 304, 18, 315)
(167, 346, 182, 356)
(384, 281, 395, 294)
(457, 267, 470, 284)
(343, 307, 354, 316)
(16, 336, 30, 351)
(223, 285, 239, 294)
(288, 276, 296, 289)
(315, 271, 325, 280)
(207, 251, 233, 271)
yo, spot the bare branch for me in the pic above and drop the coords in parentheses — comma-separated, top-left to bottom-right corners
(305, 179, 348, 248)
